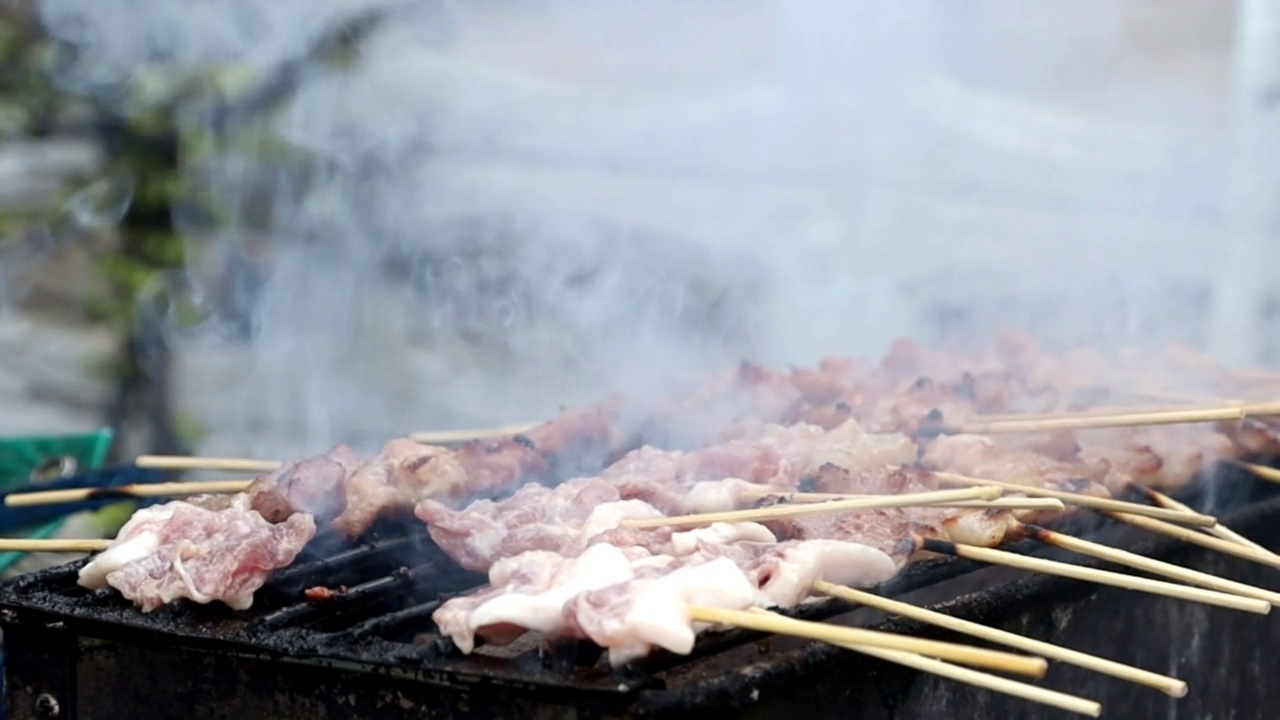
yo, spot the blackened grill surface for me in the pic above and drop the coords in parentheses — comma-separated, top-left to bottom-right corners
(2, 465, 1279, 719)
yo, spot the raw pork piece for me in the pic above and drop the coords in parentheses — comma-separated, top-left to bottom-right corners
(78, 501, 316, 612)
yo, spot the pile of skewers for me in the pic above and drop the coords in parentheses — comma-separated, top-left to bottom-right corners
(8, 333, 1280, 717)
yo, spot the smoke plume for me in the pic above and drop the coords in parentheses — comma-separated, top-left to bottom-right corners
(31, 1, 1258, 458)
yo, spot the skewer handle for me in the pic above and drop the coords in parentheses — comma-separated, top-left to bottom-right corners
(923, 539, 1272, 615)
(1107, 511, 1280, 571)
(623, 487, 1002, 529)
(687, 605, 1048, 677)
(134, 456, 281, 473)
(814, 582, 1187, 698)
(5, 480, 255, 507)
(1020, 523, 1280, 606)
(742, 490, 1065, 512)
(0, 539, 112, 552)
(955, 401, 1280, 434)
(1139, 486, 1273, 555)
(843, 643, 1101, 716)
(409, 423, 539, 445)
(1235, 461, 1280, 485)
(930, 471, 1218, 527)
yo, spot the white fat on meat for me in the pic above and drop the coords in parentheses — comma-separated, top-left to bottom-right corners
(806, 431, 918, 475)
(749, 540, 897, 608)
(578, 500, 664, 539)
(433, 552, 567, 653)
(75, 501, 316, 612)
(77, 532, 162, 590)
(680, 478, 756, 513)
(605, 557, 763, 666)
(669, 522, 776, 556)
(464, 544, 636, 648)
(77, 503, 179, 589)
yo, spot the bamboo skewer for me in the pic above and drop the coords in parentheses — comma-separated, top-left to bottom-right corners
(1234, 461, 1280, 485)
(1133, 485, 1273, 555)
(975, 402, 1208, 424)
(1018, 523, 1280, 606)
(409, 423, 539, 445)
(955, 402, 1280, 435)
(0, 539, 112, 553)
(738, 489, 1066, 512)
(1106, 511, 1280, 571)
(5, 480, 256, 507)
(134, 455, 281, 473)
(919, 538, 1272, 615)
(929, 470, 1218, 527)
(686, 605, 1047, 677)
(813, 582, 1186, 698)
(829, 644, 1102, 717)
(739, 608, 1100, 717)
(620, 487, 1003, 529)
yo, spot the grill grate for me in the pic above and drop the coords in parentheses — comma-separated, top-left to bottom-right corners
(2, 463, 1279, 719)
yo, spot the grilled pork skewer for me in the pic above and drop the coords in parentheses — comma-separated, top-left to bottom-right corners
(433, 541, 1112, 718)
(129, 344, 1275, 543)
(429, 492, 1190, 701)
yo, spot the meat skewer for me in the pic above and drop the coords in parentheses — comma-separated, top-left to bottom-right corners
(433, 538, 1056, 679)
(59, 336, 1280, 616)
(125, 353, 1268, 545)
(751, 487, 1279, 605)
(427, 487, 1185, 703)
(76, 498, 316, 612)
(918, 434, 1218, 526)
(752, 492, 1270, 614)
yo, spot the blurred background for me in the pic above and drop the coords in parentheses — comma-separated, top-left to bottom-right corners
(0, 1, 1277, 565)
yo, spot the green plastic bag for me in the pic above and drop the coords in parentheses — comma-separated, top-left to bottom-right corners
(0, 429, 114, 573)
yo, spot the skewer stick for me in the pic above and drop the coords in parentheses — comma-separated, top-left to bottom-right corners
(5, 480, 256, 507)
(0, 539, 112, 552)
(1106, 511, 1280, 571)
(920, 538, 1272, 615)
(741, 609, 1099, 717)
(409, 423, 540, 445)
(1132, 485, 1272, 555)
(738, 489, 1066, 512)
(833, 645, 1101, 717)
(1233, 460, 1280, 485)
(955, 402, 1280, 435)
(1018, 523, 1280, 606)
(813, 581, 1186, 698)
(975, 402, 1208, 423)
(621, 487, 1003, 529)
(134, 455, 281, 473)
(686, 605, 1047, 677)
(929, 470, 1218, 527)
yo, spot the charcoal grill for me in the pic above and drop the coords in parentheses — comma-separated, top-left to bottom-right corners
(2, 467, 1278, 720)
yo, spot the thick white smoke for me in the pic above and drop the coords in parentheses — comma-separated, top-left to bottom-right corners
(31, 1, 1265, 458)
